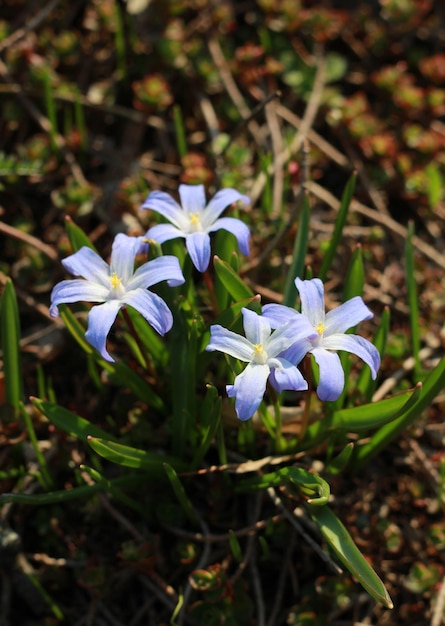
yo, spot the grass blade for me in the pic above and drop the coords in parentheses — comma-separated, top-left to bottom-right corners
(405, 221, 421, 380)
(283, 192, 310, 307)
(0, 278, 22, 413)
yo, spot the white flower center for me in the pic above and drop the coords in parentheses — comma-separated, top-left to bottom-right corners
(109, 272, 125, 297)
(188, 212, 203, 233)
(252, 343, 268, 365)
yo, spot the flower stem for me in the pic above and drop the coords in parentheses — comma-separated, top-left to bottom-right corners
(203, 269, 220, 316)
(121, 307, 154, 376)
(299, 355, 313, 443)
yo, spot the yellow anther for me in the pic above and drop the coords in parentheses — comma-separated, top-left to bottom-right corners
(315, 321, 327, 336)
(252, 343, 267, 364)
(189, 212, 203, 232)
(109, 272, 122, 290)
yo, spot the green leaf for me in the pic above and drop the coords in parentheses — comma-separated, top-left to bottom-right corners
(283, 193, 310, 308)
(87, 436, 187, 473)
(228, 530, 243, 561)
(328, 387, 417, 431)
(236, 466, 330, 505)
(191, 385, 222, 468)
(325, 442, 354, 475)
(306, 503, 393, 608)
(343, 244, 364, 301)
(32, 397, 118, 442)
(163, 462, 198, 526)
(405, 222, 421, 380)
(0, 278, 22, 412)
(213, 256, 255, 303)
(353, 356, 445, 468)
(319, 173, 356, 281)
(65, 216, 97, 252)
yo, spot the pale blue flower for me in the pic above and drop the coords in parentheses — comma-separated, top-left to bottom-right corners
(263, 278, 380, 402)
(206, 308, 317, 421)
(50, 234, 185, 362)
(141, 184, 250, 272)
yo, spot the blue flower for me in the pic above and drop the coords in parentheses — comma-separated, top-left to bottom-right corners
(206, 308, 317, 421)
(141, 184, 250, 272)
(263, 278, 381, 402)
(50, 234, 185, 362)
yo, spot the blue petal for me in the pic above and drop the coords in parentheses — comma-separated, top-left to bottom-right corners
(50, 279, 109, 316)
(206, 325, 254, 362)
(204, 189, 250, 225)
(295, 278, 325, 327)
(109, 234, 140, 284)
(124, 289, 174, 336)
(311, 348, 345, 401)
(242, 308, 271, 346)
(227, 362, 269, 421)
(269, 358, 308, 392)
(178, 184, 206, 214)
(277, 338, 312, 366)
(267, 317, 317, 357)
(61, 247, 109, 285)
(141, 190, 188, 229)
(185, 232, 211, 272)
(209, 217, 250, 255)
(325, 297, 373, 334)
(129, 256, 184, 290)
(321, 334, 380, 378)
(146, 223, 185, 244)
(262, 303, 300, 328)
(85, 300, 122, 362)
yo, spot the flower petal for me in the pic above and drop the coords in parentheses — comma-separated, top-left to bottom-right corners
(203, 188, 250, 225)
(321, 333, 380, 378)
(267, 316, 317, 357)
(129, 256, 185, 290)
(206, 325, 255, 362)
(61, 247, 109, 285)
(262, 303, 300, 328)
(242, 308, 271, 346)
(123, 289, 174, 336)
(311, 348, 345, 401)
(269, 358, 308, 392)
(185, 232, 211, 272)
(325, 296, 373, 334)
(295, 278, 325, 327)
(227, 362, 269, 421)
(209, 217, 250, 255)
(146, 223, 185, 244)
(109, 234, 140, 284)
(50, 279, 109, 316)
(280, 338, 312, 366)
(178, 184, 206, 214)
(141, 190, 188, 229)
(85, 300, 122, 362)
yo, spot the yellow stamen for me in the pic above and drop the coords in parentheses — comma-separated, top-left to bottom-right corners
(109, 272, 122, 290)
(315, 321, 327, 336)
(189, 212, 200, 225)
(252, 343, 267, 364)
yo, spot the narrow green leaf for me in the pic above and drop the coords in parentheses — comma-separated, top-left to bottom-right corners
(319, 173, 356, 281)
(343, 244, 364, 301)
(328, 387, 417, 432)
(32, 397, 118, 442)
(41, 68, 58, 151)
(325, 442, 354, 475)
(283, 192, 311, 307)
(353, 356, 445, 469)
(213, 256, 255, 302)
(405, 221, 421, 380)
(228, 530, 243, 561)
(191, 385, 222, 468)
(21, 402, 53, 490)
(306, 504, 393, 608)
(163, 462, 198, 526)
(87, 436, 187, 473)
(65, 216, 97, 252)
(0, 278, 22, 412)
(173, 105, 188, 158)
